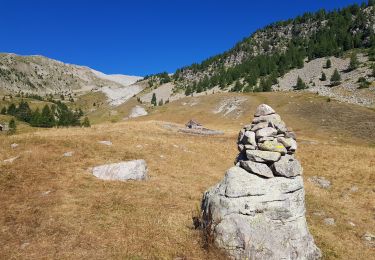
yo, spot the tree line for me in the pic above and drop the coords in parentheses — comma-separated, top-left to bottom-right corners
(0, 101, 90, 128)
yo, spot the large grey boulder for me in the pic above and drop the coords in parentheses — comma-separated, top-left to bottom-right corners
(92, 160, 148, 181)
(201, 104, 321, 259)
(201, 167, 321, 259)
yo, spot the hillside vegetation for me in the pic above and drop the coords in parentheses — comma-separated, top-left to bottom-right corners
(171, 2, 375, 94)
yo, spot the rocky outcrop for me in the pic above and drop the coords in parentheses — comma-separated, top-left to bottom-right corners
(92, 160, 148, 181)
(128, 106, 148, 119)
(200, 104, 321, 259)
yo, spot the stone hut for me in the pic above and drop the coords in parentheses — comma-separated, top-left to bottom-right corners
(185, 119, 203, 129)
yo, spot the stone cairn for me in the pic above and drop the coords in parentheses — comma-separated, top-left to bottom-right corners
(200, 104, 321, 260)
(235, 103, 298, 177)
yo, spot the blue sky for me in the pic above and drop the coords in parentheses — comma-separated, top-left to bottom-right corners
(1, 0, 366, 76)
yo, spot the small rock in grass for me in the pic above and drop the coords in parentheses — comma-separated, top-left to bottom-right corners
(41, 190, 52, 196)
(20, 242, 30, 250)
(308, 176, 331, 189)
(63, 151, 74, 157)
(3, 156, 19, 163)
(348, 221, 356, 227)
(323, 218, 335, 226)
(98, 141, 112, 146)
(362, 232, 375, 247)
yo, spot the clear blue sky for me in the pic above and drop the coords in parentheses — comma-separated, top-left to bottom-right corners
(1, 0, 366, 76)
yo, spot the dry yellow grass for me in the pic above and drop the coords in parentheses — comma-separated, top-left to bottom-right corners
(0, 92, 374, 259)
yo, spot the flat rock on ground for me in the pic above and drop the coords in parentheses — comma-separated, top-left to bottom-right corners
(92, 160, 148, 181)
(128, 106, 148, 119)
(98, 141, 112, 146)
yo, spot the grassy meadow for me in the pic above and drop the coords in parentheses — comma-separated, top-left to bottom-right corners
(0, 92, 374, 259)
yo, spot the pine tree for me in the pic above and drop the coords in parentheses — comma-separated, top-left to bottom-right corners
(260, 78, 272, 92)
(369, 46, 375, 61)
(7, 103, 16, 116)
(55, 101, 80, 127)
(16, 101, 32, 123)
(78, 108, 84, 117)
(151, 93, 157, 106)
(0, 107, 6, 115)
(320, 72, 327, 81)
(185, 86, 192, 96)
(8, 119, 16, 135)
(294, 76, 308, 90)
(232, 80, 243, 92)
(82, 116, 91, 127)
(348, 53, 359, 71)
(325, 59, 332, 68)
(330, 69, 341, 86)
(31, 108, 41, 127)
(40, 105, 55, 128)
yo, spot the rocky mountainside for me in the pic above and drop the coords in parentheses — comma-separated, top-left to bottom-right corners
(138, 2, 375, 108)
(0, 53, 142, 96)
(173, 2, 374, 87)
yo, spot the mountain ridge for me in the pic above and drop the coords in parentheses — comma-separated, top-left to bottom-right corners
(0, 53, 142, 96)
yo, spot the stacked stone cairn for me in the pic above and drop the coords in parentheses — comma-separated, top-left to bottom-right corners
(200, 104, 321, 259)
(235, 104, 299, 178)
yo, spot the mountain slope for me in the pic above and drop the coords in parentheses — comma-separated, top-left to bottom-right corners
(137, 2, 375, 108)
(173, 2, 374, 90)
(0, 53, 142, 97)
